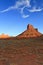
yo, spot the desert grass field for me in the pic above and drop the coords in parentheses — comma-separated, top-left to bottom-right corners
(0, 36, 43, 65)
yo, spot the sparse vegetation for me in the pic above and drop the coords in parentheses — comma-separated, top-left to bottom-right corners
(0, 36, 43, 65)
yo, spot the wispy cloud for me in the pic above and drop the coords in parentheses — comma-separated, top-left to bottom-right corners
(29, 7, 43, 12)
(0, 6, 14, 13)
(22, 14, 29, 18)
(0, 0, 43, 18)
(0, 0, 30, 13)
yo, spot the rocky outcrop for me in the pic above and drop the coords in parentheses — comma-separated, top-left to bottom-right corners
(0, 33, 9, 38)
(17, 24, 42, 38)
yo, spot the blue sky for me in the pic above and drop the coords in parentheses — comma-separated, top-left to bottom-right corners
(0, 0, 43, 36)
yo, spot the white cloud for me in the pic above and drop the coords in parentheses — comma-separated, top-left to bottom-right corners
(0, 0, 43, 18)
(29, 7, 43, 12)
(0, 6, 14, 13)
(0, 0, 31, 13)
(0, 0, 31, 18)
(18, 0, 31, 7)
(22, 14, 29, 18)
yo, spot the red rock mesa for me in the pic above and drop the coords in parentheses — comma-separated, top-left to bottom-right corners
(0, 33, 9, 38)
(17, 24, 42, 38)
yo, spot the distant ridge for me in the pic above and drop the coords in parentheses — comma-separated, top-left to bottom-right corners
(0, 33, 9, 38)
(17, 24, 42, 38)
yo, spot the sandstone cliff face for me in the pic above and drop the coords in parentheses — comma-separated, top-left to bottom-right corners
(17, 24, 42, 38)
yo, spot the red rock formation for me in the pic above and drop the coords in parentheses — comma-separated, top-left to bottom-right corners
(0, 33, 9, 38)
(17, 24, 42, 38)
(27, 24, 34, 30)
